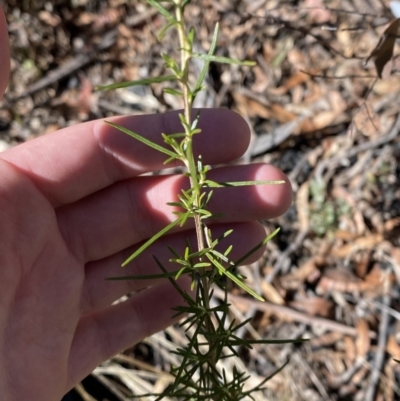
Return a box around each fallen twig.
[212,287,377,339]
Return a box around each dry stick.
[19,9,159,99]
[212,287,377,339]
[20,29,117,98]
[125,7,159,27]
[364,274,391,401]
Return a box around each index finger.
[0,109,250,206]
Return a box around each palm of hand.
[0,157,84,397]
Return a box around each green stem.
[175,0,217,383]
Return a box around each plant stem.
[175,0,217,376]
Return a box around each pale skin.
[0,9,292,401]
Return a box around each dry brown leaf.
[363,264,384,289]
[300,82,324,111]
[351,365,369,386]
[366,18,400,79]
[289,296,333,317]
[329,90,347,113]
[316,267,364,294]
[93,8,122,31]
[330,233,384,258]
[291,84,304,104]
[337,23,353,58]
[280,256,324,290]
[310,332,344,348]
[75,9,122,30]
[250,66,270,93]
[373,75,400,95]
[260,280,285,305]
[75,12,96,26]
[384,360,395,401]
[308,110,342,131]
[232,93,271,119]
[387,335,400,360]
[355,319,370,358]
[303,0,332,24]
[344,336,356,364]
[38,10,62,27]
[296,181,310,231]
[270,103,297,123]
[271,70,312,96]
[353,102,381,137]
[384,217,400,233]
[334,230,358,241]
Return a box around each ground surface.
[2,1,400,400]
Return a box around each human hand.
[0,9,292,401]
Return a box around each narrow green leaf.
[188,27,195,45]
[166,201,184,207]
[209,249,231,264]
[191,112,201,131]
[158,20,176,41]
[205,179,286,188]
[178,113,188,128]
[161,135,179,150]
[192,53,256,66]
[106,270,179,281]
[196,209,213,217]
[147,0,176,24]
[167,245,181,259]
[212,228,233,246]
[162,132,186,139]
[164,88,183,96]
[163,156,181,165]
[96,75,177,91]
[205,189,213,205]
[194,23,219,94]
[207,253,264,301]
[185,247,211,259]
[224,245,233,256]
[235,227,280,266]
[122,217,184,266]
[244,359,290,396]
[179,211,193,227]
[105,121,179,159]
[169,258,190,267]
[193,262,212,268]
[162,54,180,75]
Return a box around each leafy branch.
[97,0,295,399]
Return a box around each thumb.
[0,8,10,98]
